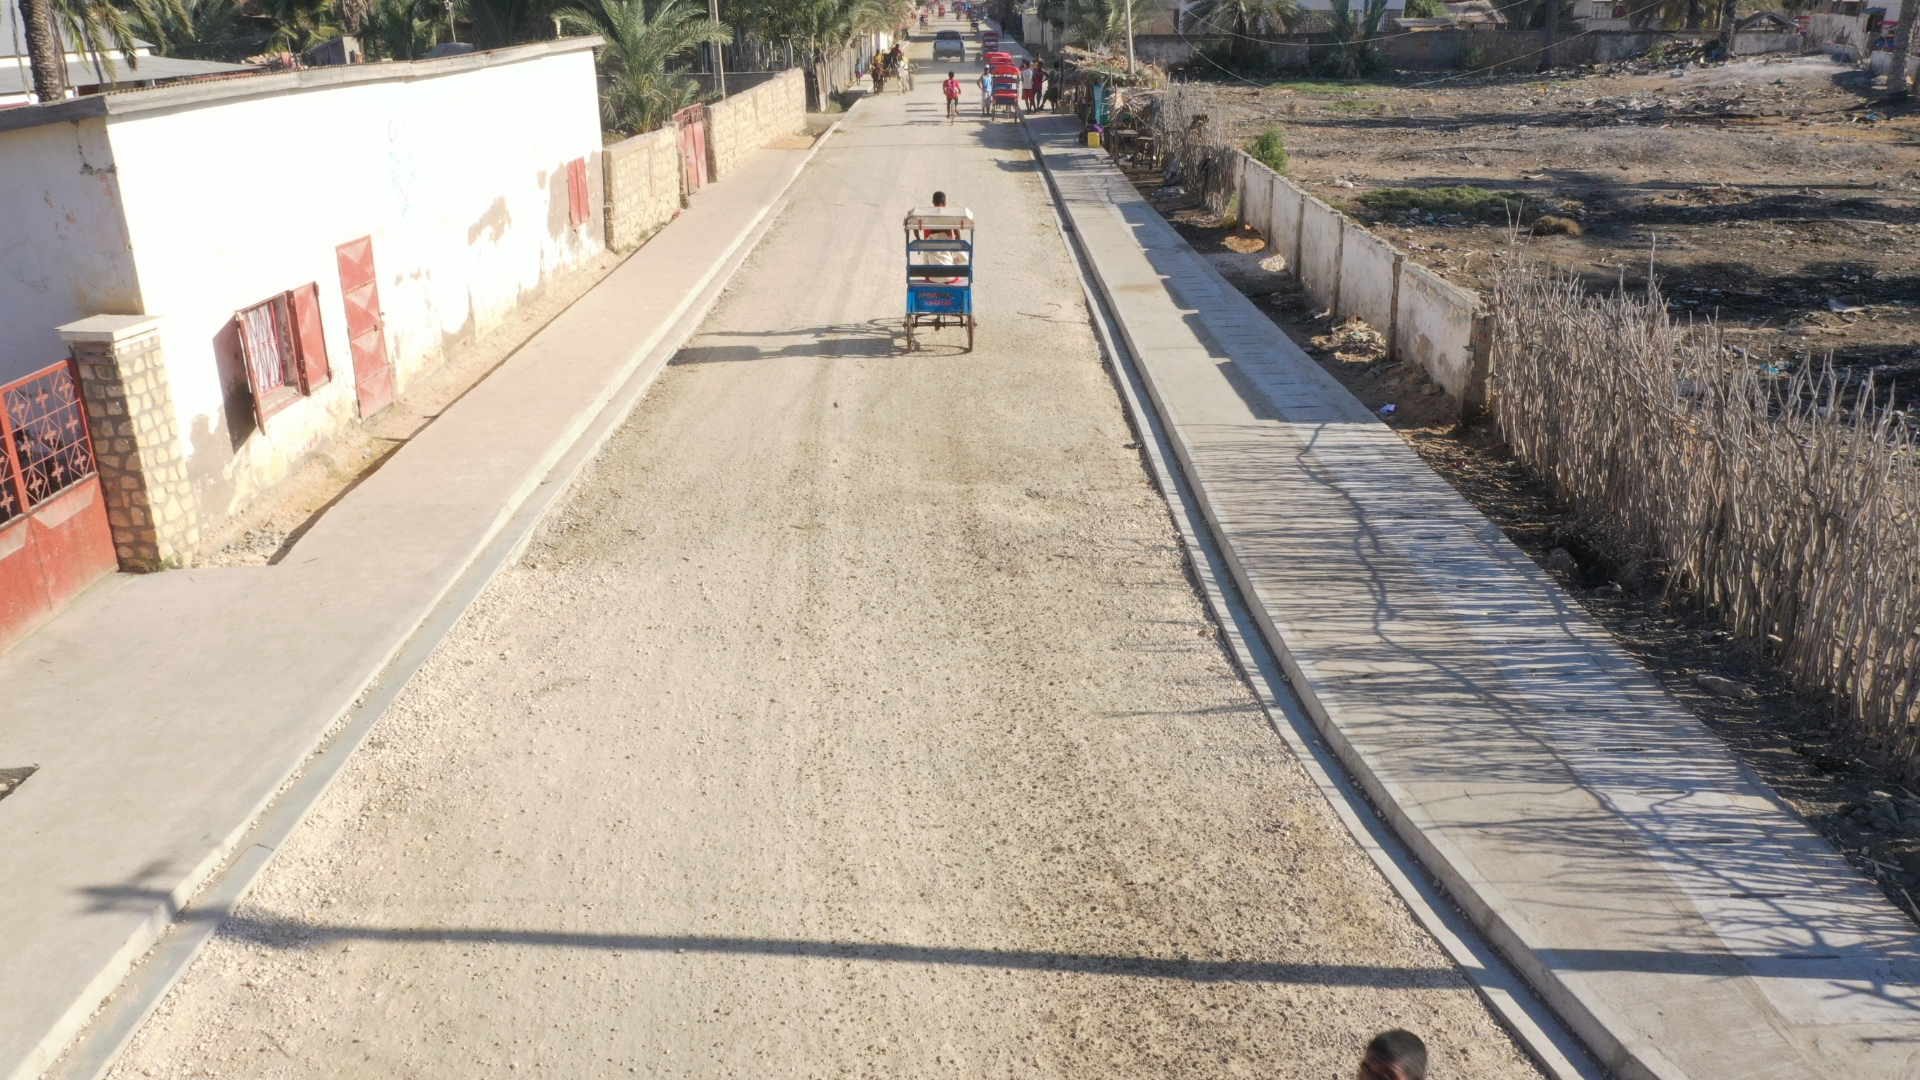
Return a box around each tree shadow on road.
[673,321,900,364]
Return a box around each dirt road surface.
[102,36,1544,1080]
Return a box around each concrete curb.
[35,122,840,1080]
[1023,117,1608,1080]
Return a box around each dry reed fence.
[1145,82,1238,217]
[1490,255,1920,777]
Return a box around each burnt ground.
[1172,53,1920,387]
[1117,114,1920,926]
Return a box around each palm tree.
[1061,0,1153,49]
[130,0,246,59]
[245,0,340,54]
[363,0,439,58]
[1187,0,1299,68]
[1316,0,1389,77]
[18,0,68,100]
[51,0,187,83]
[559,0,728,133]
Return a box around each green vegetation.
[1401,0,1446,16]
[1247,125,1289,174]
[1357,185,1530,220]
[1314,0,1390,78]
[1033,0,1155,49]
[1265,78,1392,93]
[1187,0,1299,72]
[730,0,914,110]
[560,0,728,134]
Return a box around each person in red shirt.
[942,70,961,120]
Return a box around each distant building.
[301,36,364,67]
[0,3,255,106]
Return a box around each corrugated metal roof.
[0,53,255,97]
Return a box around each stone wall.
[705,69,806,180]
[604,127,682,252]
[59,316,201,570]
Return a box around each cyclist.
[943,70,961,120]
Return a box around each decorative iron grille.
[0,430,19,526]
[1,361,96,522]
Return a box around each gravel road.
[103,42,1544,1080]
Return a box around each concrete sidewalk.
[0,136,826,1080]
[1027,115,1920,1080]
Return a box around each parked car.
[934,30,964,60]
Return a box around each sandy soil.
[1174,53,1920,381]
[100,59,1543,1080]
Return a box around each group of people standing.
[940,58,1060,118]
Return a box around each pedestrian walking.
[1021,60,1037,110]
[1357,1030,1427,1080]
[1031,62,1047,112]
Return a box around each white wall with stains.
[106,44,604,522]
[0,117,143,384]
[0,41,605,534]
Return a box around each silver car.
[933,31,964,60]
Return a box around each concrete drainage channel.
[38,122,840,1080]
[1022,119,1609,1080]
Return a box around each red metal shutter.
[567,157,589,227]
[288,282,331,393]
[336,236,395,418]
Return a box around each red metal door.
[336,236,394,417]
[675,104,708,193]
[0,360,116,654]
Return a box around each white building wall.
[0,116,143,383]
[99,46,604,524]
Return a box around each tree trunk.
[20,0,68,103]
[1685,0,1701,28]
[1890,0,1918,94]
[1718,0,1738,56]
[1541,0,1557,69]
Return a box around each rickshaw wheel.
[904,317,916,352]
[966,316,975,352]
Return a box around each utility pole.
[1540,0,1556,70]
[1125,0,1135,73]
[709,0,726,99]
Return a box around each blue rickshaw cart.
[904,208,975,352]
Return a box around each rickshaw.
[987,61,1021,118]
[904,207,975,352]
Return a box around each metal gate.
[675,103,709,194]
[0,359,116,654]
